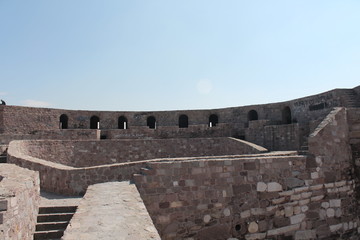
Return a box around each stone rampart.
[135,154,358,239]
[0,87,354,135]
[133,108,359,239]
[0,164,40,240]
[11,137,266,168]
[7,138,266,195]
[0,129,99,145]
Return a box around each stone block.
[321,202,329,209]
[233,184,251,194]
[245,233,266,240]
[241,210,251,219]
[256,182,267,192]
[290,214,306,224]
[248,222,259,233]
[267,182,282,192]
[329,223,342,232]
[326,208,335,218]
[284,206,294,217]
[329,199,341,208]
[274,217,290,227]
[294,230,316,240]
[244,162,256,170]
[267,223,300,236]
[285,178,305,189]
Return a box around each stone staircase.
[342,89,360,108]
[34,206,77,240]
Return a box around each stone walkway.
[61,181,160,240]
[40,191,82,207]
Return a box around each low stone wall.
[0,129,99,145]
[62,181,160,240]
[12,137,267,168]
[0,164,40,240]
[135,154,358,239]
[102,123,234,139]
[133,108,360,239]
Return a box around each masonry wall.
[0,164,40,240]
[245,121,307,151]
[0,130,99,145]
[15,138,267,168]
[133,108,359,239]
[0,87,354,136]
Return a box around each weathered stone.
[329,199,341,208]
[294,230,316,240]
[244,162,256,170]
[223,208,231,217]
[203,215,211,223]
[326,208,335,218]
[241,210,251,219]
[321,202,329,209]
[329,223,342,232]
[248,222,259,233]
[274,217,290,227]
[233,184,251,194]
[284,206,294,217]
[267,223,300,236]
[256,182,267,192]
[245,233,266,240]
[290,214,306,225]
[285,178,305,189]
[267,182,282,192]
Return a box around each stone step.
[35,221,69,232]
[33,229,64,240]
[39,206,77,214]
[37,213,74,223]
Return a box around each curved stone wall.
[13,137,267,168]
[0,87,355,135]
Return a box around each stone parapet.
[0,164,40,240]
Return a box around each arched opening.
[90,116,100,129]
[179,114,188,128]
[209,114,218,127]
[282,106,292,124]
[118,116,128,129]
[59,114,68,129]
[248,110,258,121]
[147,116,156,129]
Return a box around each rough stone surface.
[0,164,40,240]
[62,181,160,240]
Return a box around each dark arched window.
[209,114,218,127]
[179,114,188,128]
[282,106,292,124]
[147,116,156,129]
[60,114,68,129]
[248,110,258,121]
[118,116,128,129]
[90,116,100,129]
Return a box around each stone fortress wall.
[1,86,360,239]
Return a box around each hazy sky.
[0,1,359,111]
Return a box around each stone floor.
[40,191,82,207]
[61,181,161,240]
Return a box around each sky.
[0,1,360,111]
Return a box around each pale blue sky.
[0,1,359,111]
